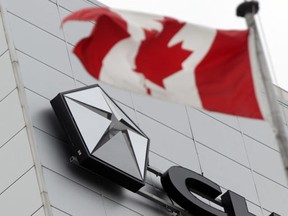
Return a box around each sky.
[98,0,288,92]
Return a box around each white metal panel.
[238,117,278,150]
[0,90,25,146]
[244,135,287,187]
[0,52,16,101]
[8,14,72,77]
[89,0,106,7]
[18,52,75,100]
[75,80,86,88]
[188,108,250,167]
[246,201,263,216]
[6,0,63,38]
[58,0,94,12]
[0,15,8,56]
[32,207,45,216]
[198,108,240,130]
[100,180,170,216]
[44,168,107,216]
[132,93,192,137]
[0,168,42,216]
[148,151,177,173]
[52,207,71,216]
[254,172,288,216]
[104,198,142,216]
[33,128,71,173]
[0,128,34,194]
[136,112,201,173]
[197,143,260,205]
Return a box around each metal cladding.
[51,84,149,192]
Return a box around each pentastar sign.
[51,85,282,216]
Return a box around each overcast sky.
[98,0,288,92]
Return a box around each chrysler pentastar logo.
[51,85,149,192]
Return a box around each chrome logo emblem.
[51,85,149,191]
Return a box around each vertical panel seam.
[237,117,264,215]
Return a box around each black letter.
[221,190,255,216]
[161,166,227,216]
[269,213,281,216]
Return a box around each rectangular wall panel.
[244,135,287,186]
[0,168,42,216]
[132,93,193,137]
[0,128,34,194]
[197,143,260,205]
[0,90,25,146]
[136,111,201,173]
[254,173,288,216]
[6,0,63,39]
[239,117,279,150]
[188,108,250,166]
[32,207,46,216]
[8,14,72,77]
[18,52,75,100]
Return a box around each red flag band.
[63,7,265,119]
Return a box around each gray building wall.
[1,0,288,215]
[0,6,44,216]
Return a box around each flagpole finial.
[236,1,259,17]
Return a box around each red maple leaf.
[134,17,193,90]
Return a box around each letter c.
[161,166,227,216]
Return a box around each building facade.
[0,0,288,215]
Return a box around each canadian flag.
[63,7,268,120]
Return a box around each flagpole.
[237,1,288,177]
